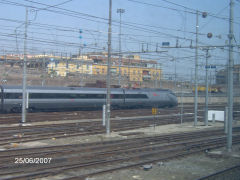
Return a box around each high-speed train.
[0,85,178,113]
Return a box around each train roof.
[1,85,107,91]
[0,85,173,93]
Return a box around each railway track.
[0,113,195,146]
[0,108,179,124]
[0,103,238,146]
[0,104,239,124]
[0,128,240,180]
[0,104,239,179]
[197,164,240,180]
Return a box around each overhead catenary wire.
[0,10,232,69]
[2,0,237,40]
[0,0,233,45]
[127,0,240,25]
[0,0,238,77]
[1,23,239,61]
[0,0,237,44]
[0,15,235,59]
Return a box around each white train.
[0,85,178,113]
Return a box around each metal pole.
[174,57,176,90]
[160,68,162,88]
[128,58,130,87]
[118,11,122,87]
[79,48,83,86]
[225,106,228,134]
[106,0,112,135]
[154,64,157,88]
[79,29,83,86]
[180,82,183,124]
[42,52,46,86]
[102,104,106,126]
[204,48,209,126]
[21,7,28,123]
[117,9,125,87]
[194,10,199,126]
[190,69,192,88]
[227,0,234,152]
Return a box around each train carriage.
[0,85,178,113]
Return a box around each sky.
[0,0,239,82]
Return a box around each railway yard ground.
[0,104,240,180]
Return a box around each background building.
[216,64,240,85]
[46,52,162,87]
[0,52,162,88]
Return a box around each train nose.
[173,97,178,106]
[168,94,178,107]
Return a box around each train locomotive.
[0,85,178,113]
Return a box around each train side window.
[125,94,148,99]
[30,93,40,98]
[94,94,104,99]
[4,93,22,99]
[30,93,52,98]
[76,94,87,99]
[30,93,46,99]
[86,94,104,99]
[30,93,70,99]
[69,94,77,98]
[29,93,106,99]
[112,94,123,99]
[87,94,94,99]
